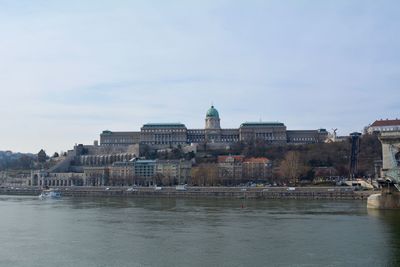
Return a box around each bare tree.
[279,151,306,185]
[190,164,220,186]
[154,173,164,186]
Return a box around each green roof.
[142,123,186,128]
[240,122,285,127]
[206,106,219,118]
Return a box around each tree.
[279,151,306,185]
[18,155,34,170]
[190,164,220,186]
[37,149,47,164]
[52,152,59,158]
[161,174,174,186]
[190,166,205,186]
[154,173,165,186]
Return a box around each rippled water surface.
[0,196,399,267]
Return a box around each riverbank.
[0,186,374,200]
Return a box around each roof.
[142,123,186,128]
[218,155,245,163]
[240,122,285,127]
[135,160,157,164]
[243,157,270,164]
[206,106,219,118]
[101,131,139,135]
[370,119,400,127]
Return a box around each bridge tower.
[368,131,400,209]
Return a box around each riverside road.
[0,186,374,200]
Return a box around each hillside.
[0,151,36,170]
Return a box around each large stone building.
[100,105,328,148]
[242,157,273,181]
[30,105,327,187]
[140,123,188,147]
[366,119,400,134]
[218,155,245,184]
[287,129,328,144]
[29,170,86,187]
[100,131,140,147]
[155,160,192,185]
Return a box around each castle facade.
[100,105,328,148]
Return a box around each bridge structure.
[368,131,400,209]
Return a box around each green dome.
[206,106,219,118]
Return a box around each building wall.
[221,129,240,143]
[187,129,205,143]
[109,162,135,186]
[100,131,140,146]
[83,167,109,186]
[367,119,400,134]
[218,155,245,184]
[242,158,272,181]
[239,123,287,144]
[286,129,328,144]
[134,160,156,180]
[79,152,138,166]
[368,125,400,134]
[30,171,87,187]
[98,108,327,149]
[140,123,187,147]
[156,160,192,184]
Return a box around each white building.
[367,119,400,134]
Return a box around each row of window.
[290,137,316,141]
[188,130,205,134]
[102,138,137,143]
[376,127,400,131]
[142,129,186,133]
[143,141,186,145]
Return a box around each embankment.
[0,186,374,200]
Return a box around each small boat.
[39,189,62,200]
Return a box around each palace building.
[100,105,328,148]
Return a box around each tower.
[205,105,221,142]
[349,132,362,180]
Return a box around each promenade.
[0,186,374,200]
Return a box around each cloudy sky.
[0,0,399,153]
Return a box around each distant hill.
[0,151,36,170]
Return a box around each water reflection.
[368,209,400,266]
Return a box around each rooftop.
[142,123,187,128]
[240,122,285,127]
[243,157,270,163]
[218,155,245,163]
[101,131,138,135]
[206,106,219,118]
[135,160,157,164]
[371,119,400,127]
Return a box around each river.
[0,196,399,267]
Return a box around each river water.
[0,196,399,267]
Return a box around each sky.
[0,0,399,154]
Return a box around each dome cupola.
[205,105,221,131]
[206,105,219,119]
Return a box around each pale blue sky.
[0,0,399,153]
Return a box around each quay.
[0,186,374,200]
